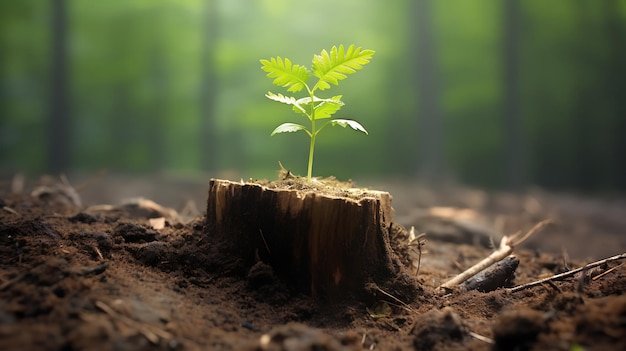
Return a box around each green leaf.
[290,95,344,119]
[265,92,306,114]
[330,119,368,134]
[271,123,310,136]
[291,97,314,116]
[260,57,310,93]
[312,45,375,91]
[313,95,343,119]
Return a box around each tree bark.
[47,0,70,173]
[205,179,404,301]
[413,0,446,183]
[148,47,168,171]
[502,0,525,190]
[604,0,626,191]
[199,0,219,171]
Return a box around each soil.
[1,174,625,351]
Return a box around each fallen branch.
[509,252,626,293]
[460,256,519,292]
[438,220,551,292]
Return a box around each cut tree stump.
[205,178,406,301]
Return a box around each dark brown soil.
[0,175,625,351]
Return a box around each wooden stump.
[205,178,401,300]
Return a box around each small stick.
[592,262,623,281]
[372,285,415,313]
[561,248,571,271]
[93,245,104,261]
[2,206,20,216]
[440,236,511,290]
[408,226,427,277]
[468,331,494,344]
[439,220,551,291]
[509,252,626,293]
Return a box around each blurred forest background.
[1,0,624,193]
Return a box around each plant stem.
[306,89,316,182]
[307,130,315,181]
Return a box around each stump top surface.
[211,177,390,203]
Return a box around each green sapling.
[260,44,375,181]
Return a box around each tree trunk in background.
[148,48,168,171]
[604,0,626,191]
[200,0,219,171]
[112,84,133,169]
[47,0,70,173]
[0,8,5,160]
[502,0,524,190]
[413,0,446,182]
[572,0,598,190]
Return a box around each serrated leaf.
[289,95,344,119]
[330,119,368,134]
[270,123,310,136]
[313,95,343,119]
[290,97,313,116]
[260,57,310,93]
[292,105,306,116]
[312,45,375,91]
[265,91,297,104]
[265,92,306,114]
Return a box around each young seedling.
[260,44,375,181]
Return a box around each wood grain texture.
[205,178,397,300]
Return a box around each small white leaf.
[314,95,344,119]
[266,92,306,114]
[265,91,296,104]
[330,119,368,134]
[271,123,309,136]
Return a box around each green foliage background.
[1,0,624,192]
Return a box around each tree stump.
[205,178,405,301]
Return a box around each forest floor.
[0,173,625,351]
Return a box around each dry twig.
[438,220,552,292]
[2,206,20,216]
[509,252,626,293]
[468,331,494,344]
[407,226,427,276]
[592,262,623,281]
[371,285,415,314]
